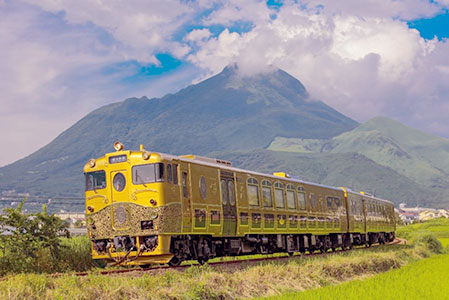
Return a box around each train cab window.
[155,163,164,182]
[297,188,306,210]
[132,163,164,185]
[173,164,178,184]
[247,178,260,206]
[286,184,296,209]
[274,182,285,209]
[261,180,273,208]
[85,170,106,191]
[167,164,172,183]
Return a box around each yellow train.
[84,142,396,266]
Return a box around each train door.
[110,170,130,230]
[220,171,237,236]
[181,164,192,232]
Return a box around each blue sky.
[1,0,449,167]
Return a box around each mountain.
[0,65,358,203]
[217,150,436,207]
[268,116,449,207]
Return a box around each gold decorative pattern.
[130,189,157,201]
[87,194,108,204]
[88,202,182,239]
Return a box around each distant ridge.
[268,116,449,208]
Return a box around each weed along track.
[52,238,405,278]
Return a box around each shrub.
[414,234,443,254]
[0,199,74,274]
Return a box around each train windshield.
[85,171,106,191]
[132,163,164,185]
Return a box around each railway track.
[52,238,406,278]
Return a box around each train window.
[228,181,235,205]
[262,180,273,208]
[275,183,285,209]
[194,209,206,228]
[326,197,333,209]
[173,164,178,184]
[286,190,296,209]
[264,214,274,228]
[240,212,249,226]
[167,164,172,183]
[251,213,261,228]
[297,191,306,210]
[335,198,340,207]
[310,193,317,210]
[221,180,229,205]
[247,178,260,206]
[85,171,106,191]
[289,215,298,226]
[132,163,164,185]
[211,210,220,225]
[278,214,287,227]
[182,172,188,197]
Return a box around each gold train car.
[84,143,396,266]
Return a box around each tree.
[0,199,70,274]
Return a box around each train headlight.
[114,141,124,151]
[142,150,151,160]
[88,158,96,168]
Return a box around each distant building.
[397,203,449,223]
[55,212,86,228]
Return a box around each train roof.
[159,152,344,192]
[174,153,394,206]
[101,146,394,206]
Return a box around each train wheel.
[168,256,183,267]
[288,252,294,257]
[197,257,209,265]
[140,264,151,269]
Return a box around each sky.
[1,0,449,167]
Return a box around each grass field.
[0,244,428,300]
[266,252,449,300]
[262,218,449,300]
[396,218,449,246]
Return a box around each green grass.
[266,252,449,300]
[396,218,449,245]
[260,218,449,300]
[0,244,428,300]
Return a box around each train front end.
[83,143,180,266]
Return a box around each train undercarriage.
[167,231,395,266]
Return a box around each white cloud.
[22,0,196,62]
[301,0,445,19]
